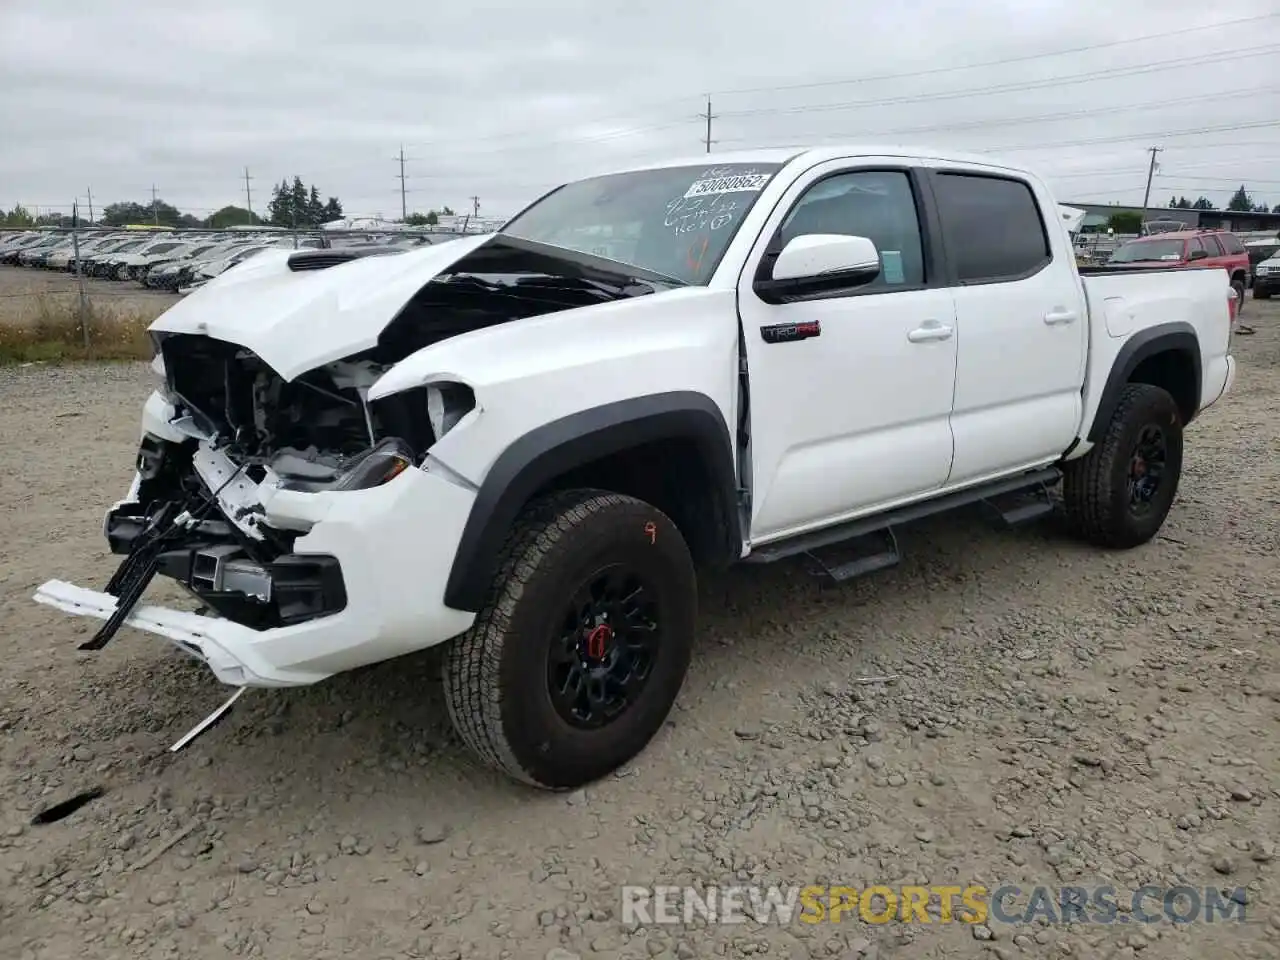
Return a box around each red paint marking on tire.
[644,521,657,544]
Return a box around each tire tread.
[443,489,658,788]
[1062,383,1181,548]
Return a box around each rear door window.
[931,172,1051,283]
[1219,233,1244,254]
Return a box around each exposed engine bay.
[90,237,673,650]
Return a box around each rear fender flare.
[443,391,739,612]
[1086,322,1200,442]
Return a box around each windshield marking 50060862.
[683,171,773,199]
[500,161,784,286]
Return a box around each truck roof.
[1126,228,1237,242]
[599,145,1037,178]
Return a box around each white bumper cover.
[34,460,479,689]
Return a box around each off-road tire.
[1062,383,1184,549]
[443,488,697,789]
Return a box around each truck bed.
[1077,264,1233,437]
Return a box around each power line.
[708,13,1279,98]
[713,84,1280,147]
[730,120,1280,156]
[1044,167,1280,183]
[394,44,1279,164]
[396,13,1276,152]
[716,44,1280,121]
[985,120,1280,154]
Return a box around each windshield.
[1110,239,1185,263]
[501,162,785,284]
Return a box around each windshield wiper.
[491,234,688,289]
[516,274,653,299]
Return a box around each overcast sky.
[1,1,1277,220]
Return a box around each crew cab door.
[921,167,1088,484]
[737,161,958,544]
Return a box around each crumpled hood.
[149,234,491,381]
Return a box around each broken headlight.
[426,382,475,441]
[331,437,415,491]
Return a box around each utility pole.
[396,145,409,221]
[470,195,480,218]
[1140,146,1163,230]
[72,200,89,348]
[703,96,718,153]
[243,167,254,217]
[86,186,94,223]
[151,184,159,225]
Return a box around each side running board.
[745,467,1062,583]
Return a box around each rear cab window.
[1219,233,1244,254]
[1109,238,1186,263]
[1199,235,1223,256]
[930,172,1051,283]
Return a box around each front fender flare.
[443,391,738,612]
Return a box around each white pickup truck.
[35,146,1237,789]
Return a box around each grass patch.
[0,296,155,364]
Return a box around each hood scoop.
[286,248,403,272]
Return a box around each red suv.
[1108,229,1250,312]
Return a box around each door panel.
[926,169,1087,484]
[737,163,958,543]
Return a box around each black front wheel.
[1062,383,1184,548]
[443,489,697,789]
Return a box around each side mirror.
[755,234,881,303]
[1188,248,1209,261]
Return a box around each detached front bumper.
[33,398,480,688]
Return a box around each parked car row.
[0,228,450,295]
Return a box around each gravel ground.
[1,303,1278,960]
[0,265,179,326]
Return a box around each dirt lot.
[0,266,179,326]
[1,303,1278,960]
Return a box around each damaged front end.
[87,331,470,652]
[37,232,679,689]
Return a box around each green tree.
[100,201,151,226]
[268,177,344,227]
[1,204,35,227]
[207,205,260,228]
[1191,196,1216,210]
[100,198,187,227]
[1168,196,1192,209]
[1107,211,1143,234]
[404,210,442,226]
[1227,186,1253,212]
